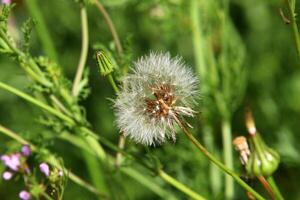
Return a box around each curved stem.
[285,0,300,60]
[158,170,206,200]
[174,117,265,200]
[93,0,123,56]
[72,5,89,96]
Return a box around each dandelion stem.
[174,117,265,200]
[93,0,123,56]
[108,74,119,93]
[266,176,285,200]
[285,0,300,60]
[72,5,89,96]
[115,133,125,168]
[158,170,206,200]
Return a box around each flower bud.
[39,162,50,177]
[96,51,114,76]
[246,134,280,177]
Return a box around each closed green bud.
[246,133,280,177]
[95,51,114,76]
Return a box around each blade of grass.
[25,0,58,62]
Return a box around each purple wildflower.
[2,171,13,180]
[39,162,50,177]
[59,170,64,177]
[1,153,21,171]
[1,0,11,5]
[19,190,30,200]
[21,145,31,157]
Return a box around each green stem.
[25,0,58,62]
[285,0,300,60]
[0,81,74,125]
[108,74,119,93]
[190,0,206,77]
[221,119,234,199]
[81,150,109,199]
[174,118,265,200]
[159,170,206,200]
[203,125,222,195]
[267,176,285,200]
[93,0,123,56]
[72,5,89,96]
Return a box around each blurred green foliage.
[0,0,300,199]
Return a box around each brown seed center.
[145,84,176,119]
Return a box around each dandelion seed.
[115,52,199,145]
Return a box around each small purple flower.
[59,170,63,177]
[1,153,21,171]
[1,0,11,5]
[39,162,50,177]
[2,171,13,180]
[19,190,30,200]
[21,145,31,157]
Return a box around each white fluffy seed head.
[114,52,199,146]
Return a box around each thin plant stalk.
[106,74,127,167]
[285,0,300,60]
[72,5,89,96]
[93,0,123,55]
[257,176,276,200]
[173,117,265,200]
[203,125,222,195]
[266,176,284,200]
[221,119,234,199]
[158,170,206,200]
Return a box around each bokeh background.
[0,0,300,199]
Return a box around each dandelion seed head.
[115,52,199,145]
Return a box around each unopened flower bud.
[96,51,114,76]
[246,134,280,177]
[21,145,31,157]
[39,162,50,177]
[19,190,30,200]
